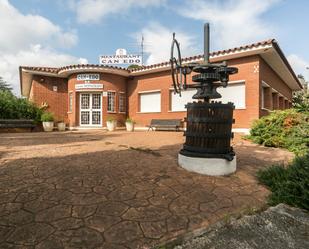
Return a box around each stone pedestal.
[178,153,236,176]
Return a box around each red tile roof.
[20,39,275,74]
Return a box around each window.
[139,91,161,113]
[217,82,246,109]
[170,89,196,111]
[261,87,267,109]
[119,93,126,113]
[69,92,73,112]
[107,92,116,112]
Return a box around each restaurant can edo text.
[20,39,302,131]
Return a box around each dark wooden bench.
[0,119,36,131]
[147,119,182,131]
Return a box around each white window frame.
[217,80,246,109]
[68,91,73,113]
[138,90,161,113]
[107,91,116,113]
[169,88,196,112]
[118,92,126,113]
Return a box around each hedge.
[0,90,43,122]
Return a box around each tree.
[0,76,13,93]
[127,64,142,70]
[293,75,309,112]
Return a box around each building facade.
[20,39,302,130]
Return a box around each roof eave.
[271,41,303,89]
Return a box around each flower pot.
[125,122,134,132]
[57,122,66,131]
[106,120,117,131]
[42,121,54,132]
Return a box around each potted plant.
[57,120,66,131]
[41,112,54,132]
[106,117,117,131]
[125,118,135,132]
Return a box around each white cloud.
[0,0,86,95]
[176,0,280,50]
[0,0,78,51]
[134,22,198,65]
[0,45,88,95]
[70,0,166,24]
[287,54,309,79]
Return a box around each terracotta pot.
[42,121,54,132]
[57,122,66,131]
[106,120,117,131]
[125,122,134,132]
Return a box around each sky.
[0,0,308,94]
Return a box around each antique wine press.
[170,23,238,175]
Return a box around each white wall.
[170,82,246,110]
[170,89,196,111]
[139,91,161,112]
[217,82,246,109]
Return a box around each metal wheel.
[170,33,183,95]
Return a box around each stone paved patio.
[0,130,293,249]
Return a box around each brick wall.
[128,55,260,128]
[30,75,68,122]
[259,57,292,116]
[67,73,127,127]
[28,55,295,129]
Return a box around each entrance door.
[80,93,102,126]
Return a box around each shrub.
[126,117,135,123]
[247,109,309,156]
[41,112,54,122]
[0,90,43,122]
[257,154,309,211]
[106,116,115,122]
[293,90,309,113]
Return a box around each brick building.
[20,39,302,131]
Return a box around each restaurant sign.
[77,74,100,81]
[75,84,103,90]
[100,48,142,66]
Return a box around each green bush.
[41,112,54,122]
[247,109,309,156]
[293,90,309,113]
[257,154,309,211]
[0,90,43,122]
[106,116,115,122]
[126,117,135,123]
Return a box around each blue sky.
[1,0,309,94]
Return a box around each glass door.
[80,93,102,126]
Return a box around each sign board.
[75,84,103,90]
[100,48,142,66]
[77,74,100,81]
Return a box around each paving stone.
[123,205,171,222]
[169,196,200,216]
[36,205,71,222]
[72,205,97,218]
[200,198,233,213]
[0,209,34,226]
[52,217,84,231]
[24,198,58,213]
[95,201,129,217]
[0,131,293,248]
[61,227,104,249]
[140,220,167,239]
[107,187,137,201]
[167,215,189,232]
[7,222,54,245]
[85,215,121,232]
[0,203,22,216]
[0,226,15,243]
[104,221,143,244]
[36,235,64,249]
